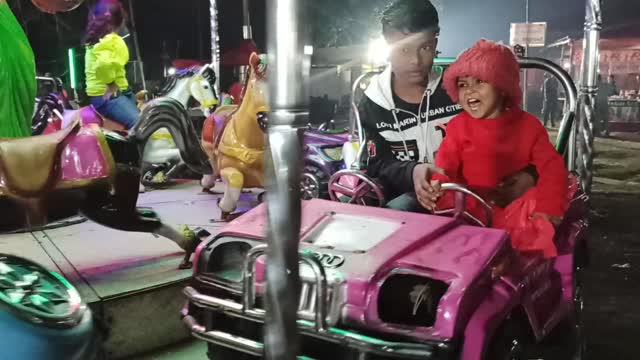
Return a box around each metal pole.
[263,0,310,358]
[567,40,576,170]
[522,0,529,111]
[242,0,253,39]
[576,0,601,193]
[209,0,221,92]
[127,0,147,93]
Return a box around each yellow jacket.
[85,33,130,96]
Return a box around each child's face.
[385,30,438,87]
[456,76,505,119]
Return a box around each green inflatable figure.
[0,0,37,138]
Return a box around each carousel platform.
[0,181,261,359]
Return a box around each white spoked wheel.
[327,169,385,207]
[0,254,85,327]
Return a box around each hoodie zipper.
[390,88,432,163]
[365,66,443,163]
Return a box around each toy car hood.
[211,199,510,339]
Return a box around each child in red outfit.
[429,39,568,257]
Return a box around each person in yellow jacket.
[84,0,139,129]
[0,0,37,138]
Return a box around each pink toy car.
[182,175,587,359]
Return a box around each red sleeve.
[433,114,464,183]
[527,115,568,216]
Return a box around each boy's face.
[385,30,438,87]
[457,76,505,119]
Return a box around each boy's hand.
[492,170,536,207]
[530,212,563,227]
[418,179,442,211]
[413,164,444,211]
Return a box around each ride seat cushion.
[0,123,77,195]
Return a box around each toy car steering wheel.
[433,183,493,227]
[328,169,385,207]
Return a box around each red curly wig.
[443,39,522,109]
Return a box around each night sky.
[8,0,638,84]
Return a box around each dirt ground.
[580,134,640,360]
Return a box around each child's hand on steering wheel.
[413,163,445,211]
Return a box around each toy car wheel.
[572,241,587,360]
[0,254,85,326]
[258,191,267,203]
[484,312,528,360]
[301,166,328,200]
[543,239,587,359]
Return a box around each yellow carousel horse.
[200,52,268,220]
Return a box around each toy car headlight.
[200,240,252,283]
[321,146,344,162]
[377,274,448,328]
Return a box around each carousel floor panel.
[0,232,64,274]
[0,181,259,359]
[40,219,190,299]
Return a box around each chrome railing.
[243,245,329,332]
[575,0,601,193]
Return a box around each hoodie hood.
[364,65,444,111]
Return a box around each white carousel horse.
[135,65,219,184]
[59,64,218,131]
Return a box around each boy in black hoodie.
[361,0,537,211]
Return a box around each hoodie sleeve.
[527,114,569,216]
[360,98,419,196]
[92,33,129,85]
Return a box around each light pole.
[242,0,252,40]
[209,0,220,92]
[127,0,147,95]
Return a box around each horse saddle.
[202,112,233,150]
[86,106,127,132]
[0,120,79,196]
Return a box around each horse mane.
[155,66,204,96]
[200,66,217,89]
